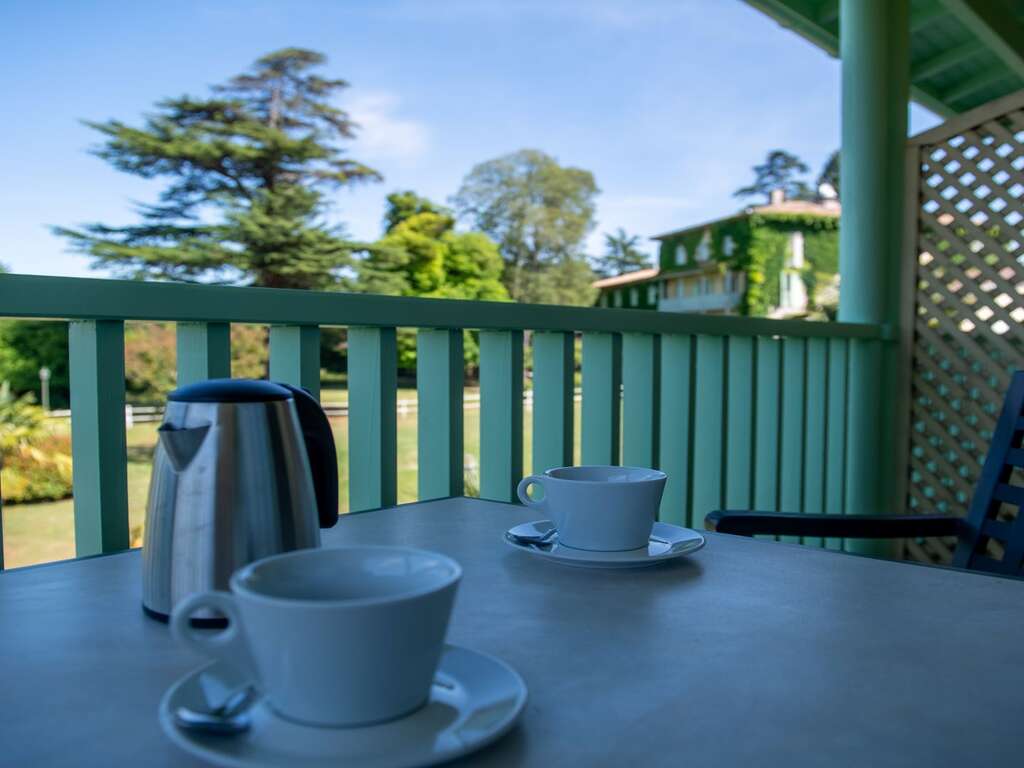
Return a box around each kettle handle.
[280,384,339,529]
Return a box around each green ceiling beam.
[818,0,839,25]
[911,4,947,31]
[912,40,984,80]
[940,64,1011,104]
[941,0,1024,78]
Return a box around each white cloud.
[347,92,429,163]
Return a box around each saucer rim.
[505,520,705,567]
[159,644,527,768]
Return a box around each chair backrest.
[953,370,1024,576]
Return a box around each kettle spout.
[158,423,211,472]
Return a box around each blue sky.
[0,0,941,279]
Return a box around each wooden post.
[479,330,524,502]
[532,332,574,473]
[581,333,621,466]
[839,0,910,556]
[417,329,464,500]
[176,322,231,386]
[348,327,397,511]
[69,320,130,556]
[269,325,321,400]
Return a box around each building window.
[647,285,658,305]
[724,271,735,293]
[699,276,709,295]
[629,287,639,306]
[675,244,687,265]
[788,231,805,268]
[722,235,736,257]
[614,290,623,308]
[696,229,712,262]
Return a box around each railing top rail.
[0,274,885,340]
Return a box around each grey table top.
[2,497,1023,768]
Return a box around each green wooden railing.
[0,274,889,565]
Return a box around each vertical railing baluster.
[845,338,883,554]
[622,333,660,469]
[825,338,849,551]
[581,333,621,466]
[532,332,574,473]
[479,330,524,502]
[417,329,464,500]
[691,335,727,530]
[69,320,129,556]
[779,337,807,544]
[176,322,231,386]
[754,337,782,537]
[270,325,321,400]
[802,338,828,548]
[725,336,756,510]
[348,327,397,511]
[658,334,693,526]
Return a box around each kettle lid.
[168,378,292,403]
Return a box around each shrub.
[0,384,73,504]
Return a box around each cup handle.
[516,475,547,509]
[170,591,255,679]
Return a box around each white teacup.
[170,546,461,728]
[516,466,667,551]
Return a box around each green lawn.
[2,403,581,569]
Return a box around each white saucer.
[159,645,527,768]
[505,520,705,568]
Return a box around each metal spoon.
[174,685,259,735]
[505,527,558,548]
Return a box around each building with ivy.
[593,191,840,318]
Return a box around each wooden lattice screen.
[907,91,1024,564]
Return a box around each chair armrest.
[704,511,964,539]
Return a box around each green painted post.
[69,320,129,556]
[658,335,693,525]
[176,322,231,386]
[825,339,849,551]
[725,336,755,510]
[691,336,727,529]
[269,325,321,400]
[754,337,782,531]
[839,0,910,556]
[622,333,659,469]
[479,330,524,502]
[581,333,621,465]
[532,332,574,473]
[417,329,464,500]
[779,338,806,545]
[802,338,828,548]
[348,327,397,511]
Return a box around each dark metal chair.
[705,371,1024,578]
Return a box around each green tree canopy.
[56,48,380,288]
[356,192,507,302]
[734,150,813,202]
[353,192,508,369]
[593,228,650,276]
[451,149,599,305]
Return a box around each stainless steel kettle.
[142,379,338,622]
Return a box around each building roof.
[743,0,1024,117]
[651,198,839,241]
[591,268,659,289]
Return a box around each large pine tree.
[57,48,381,288]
